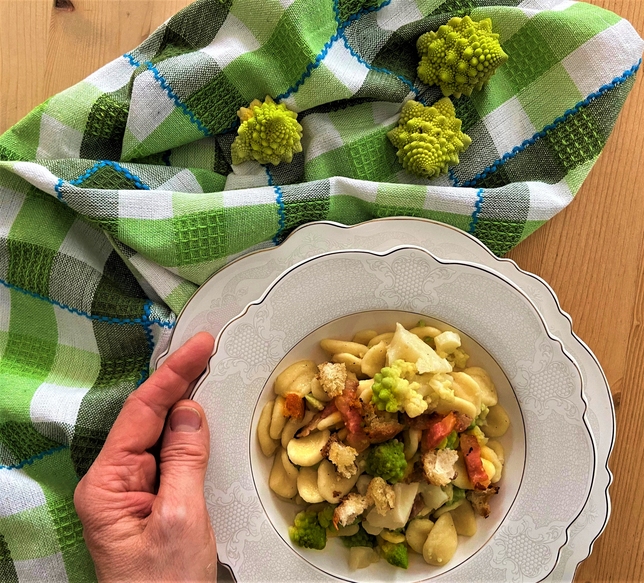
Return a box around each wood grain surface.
[1,1,642,581]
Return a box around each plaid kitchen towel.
[0,0,642,580]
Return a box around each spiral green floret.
[342,525,376,548]
[365,440,407,484]
[379,540,409,569]
[231,95,303,166]
[387,98,471,179]
[417,16,508,98]
[289,510,327,550]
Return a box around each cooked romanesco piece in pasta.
[371,360,428,417]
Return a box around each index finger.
[100,331,215,460]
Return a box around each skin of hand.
[74,332,217,582]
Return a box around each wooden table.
[1,1,642,580]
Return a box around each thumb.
[158,400,210,499]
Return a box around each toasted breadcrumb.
[422,449,459,487]
[318,362,347,398]
[466,485,499,518]
[333,493,369,528]
[328,441,358,479]
[365,477,395,515]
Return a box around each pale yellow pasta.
[352,329,378,345]
[451,454,473,490]
[367,332,394,347]
[450,372,483,415]
[297,467,325,503]
[269,447,298,498]
[423,513,458,566]
[287,430,330,466]
[361,341,387,377]
[328,524,360,538]
[275,360,317,396]
[358,380,374,403]
[320,339,368,358]
[406,519,434,553]
[337,427,349,441]
[269,395,287,440]
[281,410,314,448]
[487,439,505,465]
[483,404,510,437]
[464,366,498,407]
[403,428,422,460]
[317,411,343,431]
[287,373,316,398]
[310,377,332,402]
[433,498,465,518]
[482,458,496,482]
[332,353,362,375]
[317,460,361,503]
[408,325,441,340]
[434,395,477,420]
[380,530,406,544]
[450,500,477,536]
[258,400,279,457]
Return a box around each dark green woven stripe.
[0,422,60,463]
[0,534,18,583]
[337,0,386,23]
[80,94,130,161]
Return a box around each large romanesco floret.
[342,525,376,548]
[387,98,471,179]
[365,440,408,484]
[417,16,508,98]
[231,95,303,166]
[371,360,428,418]
[289,510,327,550]
[379,540,409,569]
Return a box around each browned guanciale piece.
[335,378,370,452]
[466,486,499,518]
[296,401,337,438]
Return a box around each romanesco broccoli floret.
[289,510,327,550]
[438,430,459,450]
[379,540,409,569]
[317,505,336,529]
[417,16,508,98]
[372,360,428,417]
[342,525,376,548]
[365,440,407,484]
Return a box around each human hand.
[74,332,217,582]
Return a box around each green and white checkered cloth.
[0,0,641,580]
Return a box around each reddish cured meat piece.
[421,412,457,451]
[296,401,337,438]
[335,379,370,452]
[283,393,305,420]
[460,433,490,490]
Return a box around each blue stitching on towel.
[340,33,418,95]
[143,61,212,137]
[68,160,151,190]
[123,53,211,137]
[54,178,65,202]
[276,0,394,102]
[142,300,156,354]
[468,188,484,233]
[0,445,69,471]
[0,277,175,328]
[265,167,286,245]
[451,59,642,188]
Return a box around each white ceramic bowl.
[192,246,595,583]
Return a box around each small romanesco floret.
[289,510,327,550]
[317,505,336,530]
[231,95,303,166]
[387,99,471,179]
[379,540,409,569]
[342,525,376,548]
[417,16,508,98]
[437,430,459,450]
[372,360,428,418]
[365,440,407,484]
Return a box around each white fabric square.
[376,0,424,31]
[424,186,481,216]
[225,160,269,190]
[12,162,61,196]
[483,97,537,157]
[157,169,204,193]
[201,13,261,69]
[526,180,573,221]
[0,285,9,333]
[15,553,68,583]
[58,218,114,274]
[86,55,135,93]
[330,177,378,203]
[53,305,99,353]
[36,114,84,160]
[127,70,176,143]
[130,254,187,300]
[372,101,402,125]
[0,187,25,239]
[324,41,370,94]
[279,0,296,8]
[118,190,174,219]
[562,20,644,98]
[518,0,570,8]
[0,471,46,516]
[30,382,90,443]
[223,186,276,208]
[302,114,345,161]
